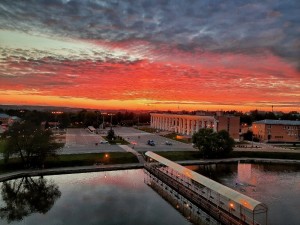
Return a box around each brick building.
[252,119,300,142]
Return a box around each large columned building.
[150,113,240,140]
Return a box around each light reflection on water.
[187,163,300,225]
[0,170,192,225]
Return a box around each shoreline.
[1,158,300,182]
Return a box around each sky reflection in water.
[187,163,300,225]
[0,169,192,225]
[1,164,299,225]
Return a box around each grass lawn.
[229,151,300,160]
[0,139,7,153]
[141,150,300,161]
[102,136,130,145]
[271,145,300,151]
[136,126,157,133]
[0,152,139,174]
[162,133,192,144]
[1,149,300,174]
[142,151,202,161]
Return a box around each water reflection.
[187,163,300,225]
[0,176,61,223]
[0,170,192,225]
[144,170,220,225]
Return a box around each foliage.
[192,128,235,158]
[154,151,203,161]
[242,130,253,141]
[0,177,61,223]
[2,121,61,168]
[102,136,130,145]
[106,129,115,140]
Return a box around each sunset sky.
[0,0,299,112]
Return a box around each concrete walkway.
[119,145,146,163]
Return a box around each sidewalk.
[119,145,146,163]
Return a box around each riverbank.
[1,157,299,182]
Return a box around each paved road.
[60,127,195,155]
[113,127,195,152]
[234,141,300,153]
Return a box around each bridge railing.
[144,151,268,225]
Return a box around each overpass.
[144,151,268,225]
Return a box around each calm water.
[0,170,192,225]
[0,163,299,225]
[187,163,300,225]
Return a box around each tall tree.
[2,121,62,168]
[106,129,115,141]
[192,128,235,158]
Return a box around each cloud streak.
[0,0,299,111]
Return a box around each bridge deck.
[145,151,268,225]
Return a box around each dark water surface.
[0,163,299,225]
[0,170,192,225]
[187,163,300,225]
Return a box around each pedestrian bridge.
[144,151,268,225]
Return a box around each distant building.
[150,113,240,140]
[41,121,60,129]
[0,114,20,134]
[0,113,10,125]
[252,119,300,142]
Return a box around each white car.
[100,140,109,144]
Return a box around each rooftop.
[254,119,300,126]
[145,151,267,212]
[0,113,10,118]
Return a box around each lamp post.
[108,113,114,130]
[95,110,99,129]
[101,112,107,129]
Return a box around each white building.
[150,113,240,139]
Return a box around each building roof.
[0,113,10,119]
[145,151,267,212]
[253,119,300,126]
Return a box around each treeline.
[0,108,150,129]
[237,110,300,125]
[1,108,299,128]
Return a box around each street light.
[101,112,107,129]
[108,113,114,130]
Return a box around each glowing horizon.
[0,1,299,112]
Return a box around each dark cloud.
[0,0,299,67]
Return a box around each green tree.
[2,121,62,168]
[106,129,115,141]
[192,128,235,158]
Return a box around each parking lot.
[61,128,123,154]
[60,127,195,154]
[114,127,195,152]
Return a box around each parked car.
[147,140,155,146]
[165,141,172,145]
[100,140,109,144]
